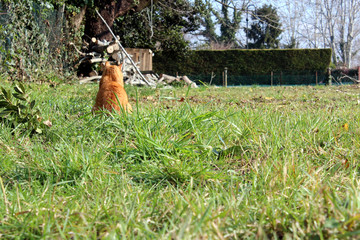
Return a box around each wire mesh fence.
[0,1,71,78]
[190,69,359,86]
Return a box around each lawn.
[1,81,360,239]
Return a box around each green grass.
[1,81,360,239]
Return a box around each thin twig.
[69,42,86,56]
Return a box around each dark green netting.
[189,71,357,86]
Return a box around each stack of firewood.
[76,37,198,88]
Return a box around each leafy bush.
[0,82,50,134]
[0,0,67,81]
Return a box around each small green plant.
[0,82,49,134]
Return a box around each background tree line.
[0,0,359,81]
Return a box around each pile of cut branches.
[74,37,197,88]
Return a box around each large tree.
[85,0,158,41]
[196,0,246,48]
[113,0,201,53]
[63,0,158,41]
[245,4,282,49]
[317,0,360,67]
[218,0,242,45]
[273,0,360,67]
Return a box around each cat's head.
[102,61,124,84]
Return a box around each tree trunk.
[69,5,87,32]
[83,0,156,42]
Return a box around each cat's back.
[92,61,131,113]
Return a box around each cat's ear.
[100,62,106,72]
[105,61,111,67]
[117,62,123,70]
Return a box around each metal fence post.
[224,67,228,87]
[328,68,332,85]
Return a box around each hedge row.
[153,49,332,76]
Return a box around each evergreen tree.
[219,0,241,45]
[245,4,282,49]
[196,0,218,43]
[197,0,242,47]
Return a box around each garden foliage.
[0,82,48,134]
[0,0,67,81]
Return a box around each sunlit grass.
[1,81,360,239]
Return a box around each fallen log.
[107,43,120,54]
[159,74,180,84]
[158,74,198,88]
[90,38,111,53]
[91,37,108,46]
[79,75,102,84]
[111,52,122,62]
[89,57,107,64]
[182,76,198,88]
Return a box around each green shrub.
[0,82,49,134]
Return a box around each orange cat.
[92,61,132,114]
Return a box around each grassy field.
[1,81,360,239]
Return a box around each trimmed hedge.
[153,49,332,76]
